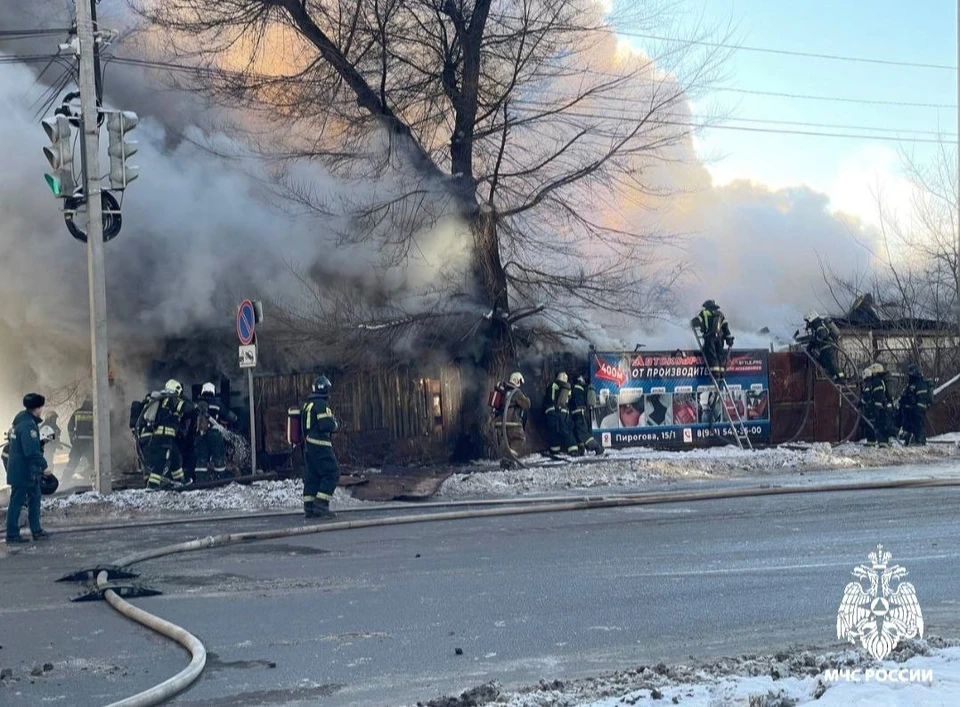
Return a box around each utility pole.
[76,0,112,494]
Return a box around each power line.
[509,104,959,144]
[608,29,957,72]
[0,28,73,40]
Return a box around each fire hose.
[96,475,960,706]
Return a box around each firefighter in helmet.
[493,372,531,461]
[860,363,893,446]
[139,380,194,490]
[799,311,845,382]
[570,375,603,455]
[194,382,238,481]
[543,372,578,456]
[63,397,94,480]
[691,300,734,380]
[897,363,933,446]
[301,375,340,519]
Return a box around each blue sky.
[618,0,957,223]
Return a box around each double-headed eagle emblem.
[837,544,924,660]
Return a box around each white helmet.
[201,382,216,396]
[39,425,56,443]
[862,363,884,379]
[164,379,183,395]
[804,311,819,322]
[556,372,569,383]
[508,372,524,387]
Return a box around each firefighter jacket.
[198,393,238,427]
[496,385,531,429]
[544,380,572,413]
[692,307,734,345]
[68,404,94,442]
[141,395,193,440]
[570,383,590,415]
[5,410,47,487]
[861,374,893,413]
[301,393,339,451]
[805,317,840,351]
[899,377,933,413]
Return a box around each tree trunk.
[451,207,514,461]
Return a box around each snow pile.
[418,638,960,706]
[439,443,956,499]
[40,479,364,520]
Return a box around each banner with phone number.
[589,350,771,447]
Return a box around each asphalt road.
[2,485,960,706]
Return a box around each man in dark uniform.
[195,382,238,481]
[63,397,94,480]
[5,393,52,543]
[898,364,933,446]
[570,375,603,455]
[138,380,194,490]
[691,300,735,380]
[799,312,845,381]
[544,372,578,457]
[301,375,340,519]
[861,364,894,446]
[493,372,531,462]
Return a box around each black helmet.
[907,363,922,378]
[702,299,718,310]
[312,375,332,394]
[40,473,59,496]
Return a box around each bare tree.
[126,0,727,454]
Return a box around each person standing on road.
[5,394,52,543]
[897,364,933,446]
[63,397,94,480]
[301,375,340,519]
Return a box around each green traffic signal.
[44,173,62,197]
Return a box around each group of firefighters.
[129,380,237,489]
[697,299,935,447]
[490,300,938,461]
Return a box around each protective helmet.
[508,372,525,387]
[556,372,569,383]
[907,363,922,378]
[201,382,216,396]
[312,375,332,394]
[804,311,819,322]
[39,425,56,443]
[576,374,586,385]
[702,299,718,310]
[862,363,884,379]
[40,473,59,496]
[164,379,183,395]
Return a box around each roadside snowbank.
[420,638,960,707]
[438,443,956,499]
[39,479,363,521]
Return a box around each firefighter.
[41,411,61,469]
[860,364,894,446]
[301,375,340,519]
[570,375,604,455]
[799,312,845,382]
[194,382,238,481]
[62,397,94,480]
[138,380,194,490]
[4,394,52,543]
[544,372,578,456]
[493,372,531,461]
[691,300,735,380]
[898,364,933,446]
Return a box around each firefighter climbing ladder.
[693,333,754,451]
[798,347,877,439]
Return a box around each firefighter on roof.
[799,312,845,382]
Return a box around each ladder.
[694,332,754,450]
[798,346,877,439]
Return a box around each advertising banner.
[590,350,771,448]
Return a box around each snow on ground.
[37,480,364,522]
[419,638,960,707]
[438,443,957,499]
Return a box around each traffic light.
[106,110,139,190]
[41,115,75,198]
